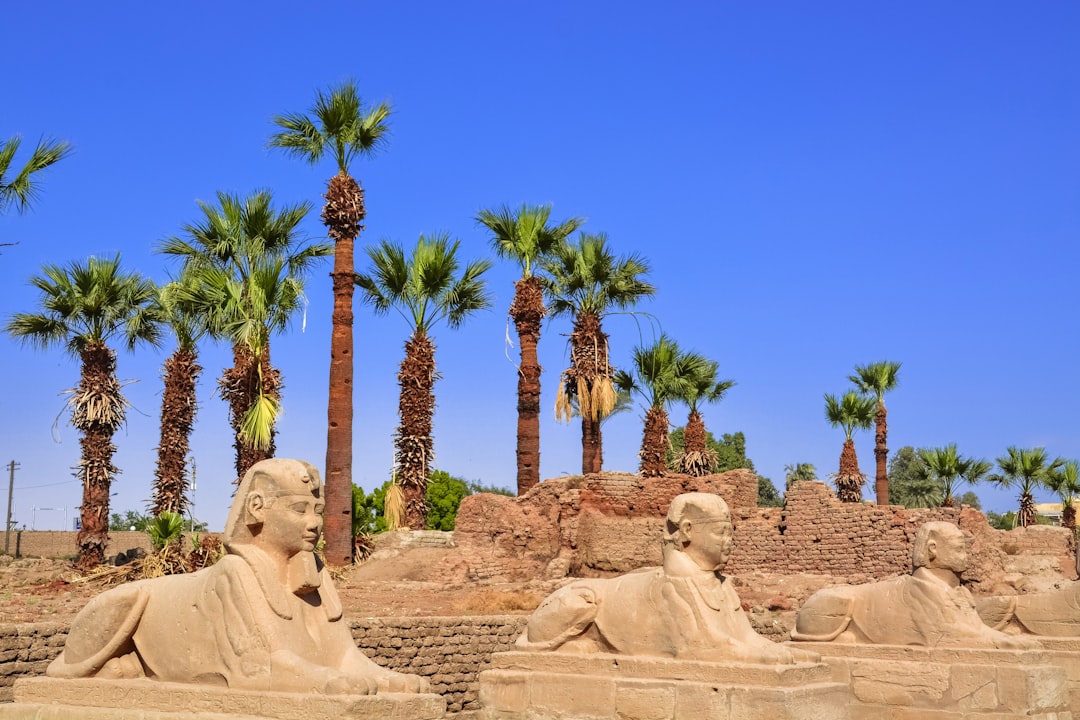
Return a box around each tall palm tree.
[614,335,698,477]
[356,234,492,529]
[0,135,72,215]
[849,361,901,505]
[915,444,991,507]
[158,191,330,482]
[989,447,1065,527]
[673,356,735,477]
[1048,460,1080,532]
[5,255,159,570]
[824,390,876,502]
[476,204,583,495]
[151,278,208,517]
[270,80,391,565]
[543,233,655,474]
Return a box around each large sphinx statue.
[517,492,817,664]
[978,584,1080,636]
[791,521,1038,649]
[47,458,427,695]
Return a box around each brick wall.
[0,616,527,712]
[6,532,152,561]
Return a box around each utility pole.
[5,460,19,555]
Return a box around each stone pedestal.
[790,642,1072,719]
[0,677,446,720]
[1031,638,1080,715]
[478,651,851,720]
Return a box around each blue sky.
[2,2,1077,531]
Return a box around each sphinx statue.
[977,583,1080,636]
[791,521,1038,649]
[517,492,817,664]
[47,458,427,695]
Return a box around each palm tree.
[849,361,901,505]
[0,135,72,215]
[543,233,655,474]
[151,278,208,517]
[158,191,330,482]
[989,447,1066,527]
[270,80,391,565]
[1048,460,1080,532]
[5,255,159,570]
[614,335,697,477]
[915,444,991,507]
[355,234,492,529]
[784,463,819,489]
[673,356,735,477]
[476,203,583,495]
[824,390,876,502]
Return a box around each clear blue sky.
[2,2,1077,531]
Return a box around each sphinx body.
[47,458,425,695]
[977,583,1080,637]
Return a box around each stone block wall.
[0,617,528,713]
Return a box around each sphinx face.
[260,493,325,557]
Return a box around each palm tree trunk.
[153,346,200,516]
[73,342,123,571]
[510,276,545,495]
[639,406,669,477]
[322,170,364,565]
[680,410,717,477]
[1019,492,1037,527]
[397,330,437,529]
[874,402,889,505]
[835,438,864,503]
[567,312,612,475]
[221,343,278,483]
[1064,505,1076,532]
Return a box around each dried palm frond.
[555,376,573,423]
[676,449,719,477]
[592,378,617,420]
[384,481,405,531]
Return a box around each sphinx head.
[224,458,324,558]
[664,493,733,572]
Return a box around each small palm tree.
[784,463,819,489]
[672,356,734,477]
[543,233,655,474]
[614,335,699,477]
[476,203,583,495]
[1048,460,1080,532]
[824,390,877,502]
[356,233,492,529]
[849,361,901,505]
[270,79,391,564]
[5,255,159,570]
[151,278,208,516]
[0,135,72,215]
[159,190,330,481]
[987,447,1065,527]
[915,444,990,507]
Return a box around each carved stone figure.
[47,458,427,695]
[791,521,1038,649]
[517,492,817,664]
[977,583,1080,636]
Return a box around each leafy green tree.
[426,471,470,531]
[159,191,330,481]
[353,472,511,535]
[1048,460,1080,531]
[915,444,991,507]
[477,204,583,495]
[958,491,982,510]
[6,254,159,570]
[849,361,901,505]
[110,510,151,532]
[784,463,818,488]
[758,477,783,507]
[824,390,876,502]
[543,233,655,474]
[887,446,935,507]
[270,80,392,565]
[356,234,492,528]
[615,335,704,477]
[988,447,1065,527]
[0,135,72,215]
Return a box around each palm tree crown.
[477,203,584,278]
[915,444,990,507]
[988,446,1065,527]
[824,390,876,503]
[1049,460,1080,531]
[0,135,73,215]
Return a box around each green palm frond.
[541,232,655,319]
[476,203,584,277]
[0,135,73,214]
[824,390,876,439]
[849,360,901,402]
[240,393,281,451]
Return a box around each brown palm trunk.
[221,343,279,483]
[397,330,437,529]
[684,411,707,456]
[639,405,669,477]
[510,276,545,495]
[1064,505,1076,532]
[565,312,612,475]
[153,346,200,516]
[322,170,363,565]
[1019,492,1037,528]
[73,342,123,571]
[874,402,889,505]
[679,410,717,477]
[835,437,864,503]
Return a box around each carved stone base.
[478,651,851,720]
[790,642,1072,719]
[0,677,446,720]
[1029,638,1080,715]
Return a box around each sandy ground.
[0,550,842,637]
